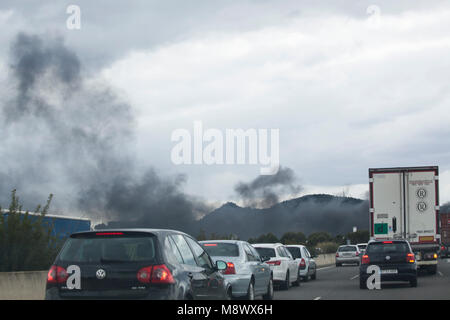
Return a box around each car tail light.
[383,241,393,244]
[355,251,360,256]
[442,246,445,251]
[151,264,175,284]
[299,258,306,270]
[406,253,415,263]
[361,255,370,264]
[47,265,68,284]
[224,262,236,274]
[137,266,153,283]
[335,252,339,257]
[266,260,281,266]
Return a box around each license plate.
[380,269,397,274]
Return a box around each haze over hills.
[197,194,370,240]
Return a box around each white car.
[357,243,368,254]
[286,245,317,281]
[253,243,300,290]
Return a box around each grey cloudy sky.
[1,0,450,207]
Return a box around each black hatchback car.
[45,229,231,299]
[359,239,417,289]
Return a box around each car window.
[276,247,286,257]
[201,242,240,257]
[248,245,262,261]
[366,242,410,254]
[243,244,259,262]
[338,246,357,252]
[286,247,302,259]
[282,247,293,259]
[185,236,214,270]
[170,234,197,266]
[255,247,276,258]
[303,248,310,258]
[165,235,184,265]
[58,233,157,263]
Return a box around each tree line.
[0,190,62,272]
[197,229,370,255]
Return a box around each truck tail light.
[406,253,415,263]
[361,255,370,264]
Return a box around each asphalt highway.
[274,259,450,300]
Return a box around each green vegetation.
[0,190,62,272]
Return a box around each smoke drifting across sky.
[0,32,210,232]
[234,166,302,208]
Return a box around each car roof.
[199,240,243,244]
[71,228,190,237]
[252,243,283,248]
[285,244,306,248]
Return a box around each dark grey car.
[45,229,231,300]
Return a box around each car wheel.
[225,288,233,300]
[359,278,367,289]
[262,278,274,300]
[410,277,418,287]
[292,272,300,287]
[282,271,290,290]
[311,270,317,280]
[245,281,255,300]
[428,265,437,275]
[336,263,341,267]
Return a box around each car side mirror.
[215,260,227,271]
[261,256,270,262]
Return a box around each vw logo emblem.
[385,255,391,260]
[96,269,106,280]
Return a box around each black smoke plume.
[0,32,209,233]
[234,166,302,208]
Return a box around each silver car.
[286,245,317,281]
[335,245,361,266]
[200,240,274,300]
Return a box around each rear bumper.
[270,267,287,282]
[360,264,417,283]
[45,285,178,300]
[223,274,251,297]
[336,257,360,264]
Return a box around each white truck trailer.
[369,166,440,274]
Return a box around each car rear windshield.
[338,246,357,252]
[254,247,276,258]
[57,232,158,264]
[201,243,239,257]
[286,247,302,259]
[366,242,410,254]
[358,245,367,249]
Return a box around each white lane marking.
[438,271,443,277]
[317,266,335,271]
[313,296,321,300]
[350,274,360,280]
